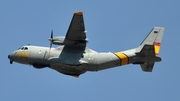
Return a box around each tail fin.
[136,27,164,55]
[136,27,165,72]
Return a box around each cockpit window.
[24,47,28,50]
[18,47,28,50]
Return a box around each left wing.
[65,12,87,47]
[50,12,87,69]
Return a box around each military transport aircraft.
[8,12,164,78]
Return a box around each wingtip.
[154,26,165,29]
[74,12,83,16]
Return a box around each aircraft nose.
[8,54,14,64]
[8,54,10,59]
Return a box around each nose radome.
[8,55,10,59]
[8,54,13,64]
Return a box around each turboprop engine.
[48,36,88,46]
[49,36,74,45]
[48,30,88,49]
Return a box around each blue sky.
[1,0,180,101]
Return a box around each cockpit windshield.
[18,47,28,50]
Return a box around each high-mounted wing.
[49,12,87,48]
[48,12,88,76]
[65,12,87,45]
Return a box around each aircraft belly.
[49,63,86,75]
[49,52,87,75]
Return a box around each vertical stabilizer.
[136,27,164,56]
[135,27,164,72]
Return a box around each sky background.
[1,0,180,101]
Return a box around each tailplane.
[135,27,165,72]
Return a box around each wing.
[58,12,87,61]
[50,12,86,48]
[66,12,87,44]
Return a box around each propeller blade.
[48,30,53,58]
[51,30,53,38]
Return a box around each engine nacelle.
[48,36,88,46]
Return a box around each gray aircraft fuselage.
[8,45,140,76]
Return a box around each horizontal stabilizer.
[140,62,154,72]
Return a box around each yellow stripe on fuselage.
[114,52,128,65]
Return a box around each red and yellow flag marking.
[154,42,161,56]
[114,52,128,65]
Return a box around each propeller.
[48,30,53,58]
